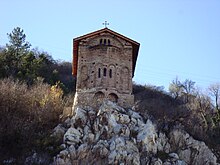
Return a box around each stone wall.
[75,32,134,108]
[73,89,134,110]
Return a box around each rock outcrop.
[53,101,219,165]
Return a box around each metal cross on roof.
[102,21,109,28]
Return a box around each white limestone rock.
[137,119,158,154]
[169,153,179,160]
[163,159,188,165]
[73,107,87,125]
[108,137,140,165]
[128,109,143,121]
[54,101,219,165]
[68,145,77,159]
[54,150,72,165]
[77,143,89,159]
[51,124,66,140]
[118,113,130,124]
[63,127,82,145]
[169,129,218,165]
[157,132,171,153]
[151,158,163,165]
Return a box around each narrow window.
[100,39,102,45]
[104,39,106,45]
[98,68,101,78]
[103,68,107,77]
[109,69,112,78]
[108,39,111,45]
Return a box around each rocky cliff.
[53,101,219,165]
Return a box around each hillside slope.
[53,101,219,165]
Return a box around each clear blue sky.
[1,0,220,90]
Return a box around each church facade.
[72,28,140,108]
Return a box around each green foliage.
[2,27,31,77]
[0,27,75,93]
[6,27,31,56]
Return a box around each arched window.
[94,91,105,105]
[108,39,111,45]
[100,39,102,45]
[98,68,101,78]
[103,68,107,77]
[109,69,112,78]
[104,39,106,45]
[108,93,118,103]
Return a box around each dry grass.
[0,78,65,163]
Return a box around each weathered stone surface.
[169,129,218,165]
[169,153,179,160]
[53,101,219,165]
[73,28,139,108]
[51,124,66,140]
[73,107,87,125]
[25,152,51,165]
[63,127,82,145]
[137,119,157,154]
[157,132,171,153]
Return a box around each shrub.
[0,78,64,163]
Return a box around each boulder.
[169,129,218,165]
[64,127,82,145]
[137,119,158,153]
[51,124,66,140]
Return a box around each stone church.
[72,27,140,108]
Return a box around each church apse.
[72,28,140,108]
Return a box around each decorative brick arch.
[108,93,118,103]
[87,35,124,48]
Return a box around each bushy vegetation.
[133,80,220,159]
[0,78,69,163]
[0,27,75,164]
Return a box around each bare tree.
[169,77,183,100]
[181,79,195,103]
[194,89,213,127]
[209,83,220,111]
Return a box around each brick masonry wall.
[74,32,134,108]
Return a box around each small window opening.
[98,68,101,78]
[109,69,112,78]
[103,68,107,77]
[108,39,111,45]
[100,39,102,45]
[104,39,106,45]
